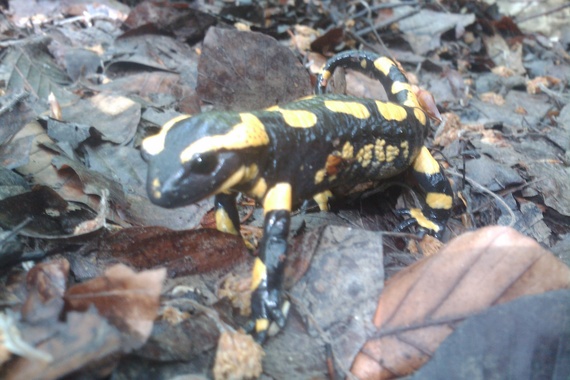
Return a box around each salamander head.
[141,112,269,208]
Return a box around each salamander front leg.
[248,183,292,342]
[214,192,240,235]
[396,147,453,238]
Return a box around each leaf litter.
[0,0,569,379]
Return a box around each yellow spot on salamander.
[279,109,318,128]
[180,113,269,163]
[151,178,162,199]
[324,100,371,119]
[360,59,367,69]
[373,56,396,76]
[413,147,441,175]
[321,70,331,81]
[215,207,239,235]
[142,114,191,155]
[356,144,374,167]
[313,190,332,211]
[426,192,453,210]
[255,318,270,333]
[414,108,427,125]
[375,139,386,162]
[400,141,409,160]
[342,142,354,159]
[392,81,420,108]
[215,163,259,196]
[251,257,267,291]
[263,183,292,214]
[248,177,267,200]
[375,101,407,122]
[216,166,246,194]
[410,208,440,232]
[315,169,326,184]
[244,164,259,182]
[386,145,399,163]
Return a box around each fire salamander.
[141,50,453,342]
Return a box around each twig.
[355,9,420,37]
[516,3,570,23]
[350,1,419,20]
[447,170,516,227]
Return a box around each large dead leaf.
[21,259,69,323]
[351,226,570,379]
[0,186,100,238]
[12,121,102,211]
[68,227,248,280]
[1,39,76,103]
[60,93,141,145]
[64,264,166,349]
[396,8,476,55]
[123,2,216,43]
[1,308,122,380]
[0,93,36,146]
[196,27,312,111]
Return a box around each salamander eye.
[188,152,218,174]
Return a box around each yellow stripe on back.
[373,56,396,76]
[391,81,420,108]
[324,100,371,119]
[278,109,318,128]
[180,113,269,163]
[142,114,191,155]
[414,108,427,125]
[375,101,407,122]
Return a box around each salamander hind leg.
[396,146,453,238]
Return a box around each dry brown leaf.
[213,331,264,380]
[526,76,562,94]
[491,65,515,77]
[64,264,165,348]
[514,105,528,115]
[480,92,505,106]
[407,235,443,257]
[2,309,121,380]
[351,226,570,379]
[433,112,462,147]
[21,259,69,323]
[12,121,95,208]
[71,227,248,279]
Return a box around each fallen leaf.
[480,92,505,106]
[213,331,263,380]
[64,264,166,349]
[21,259,69,324]
[0,186,99,238]
[1,308,122,380]
[351,226,570,379]
[196,27,312,111]
[68,227,248,280]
